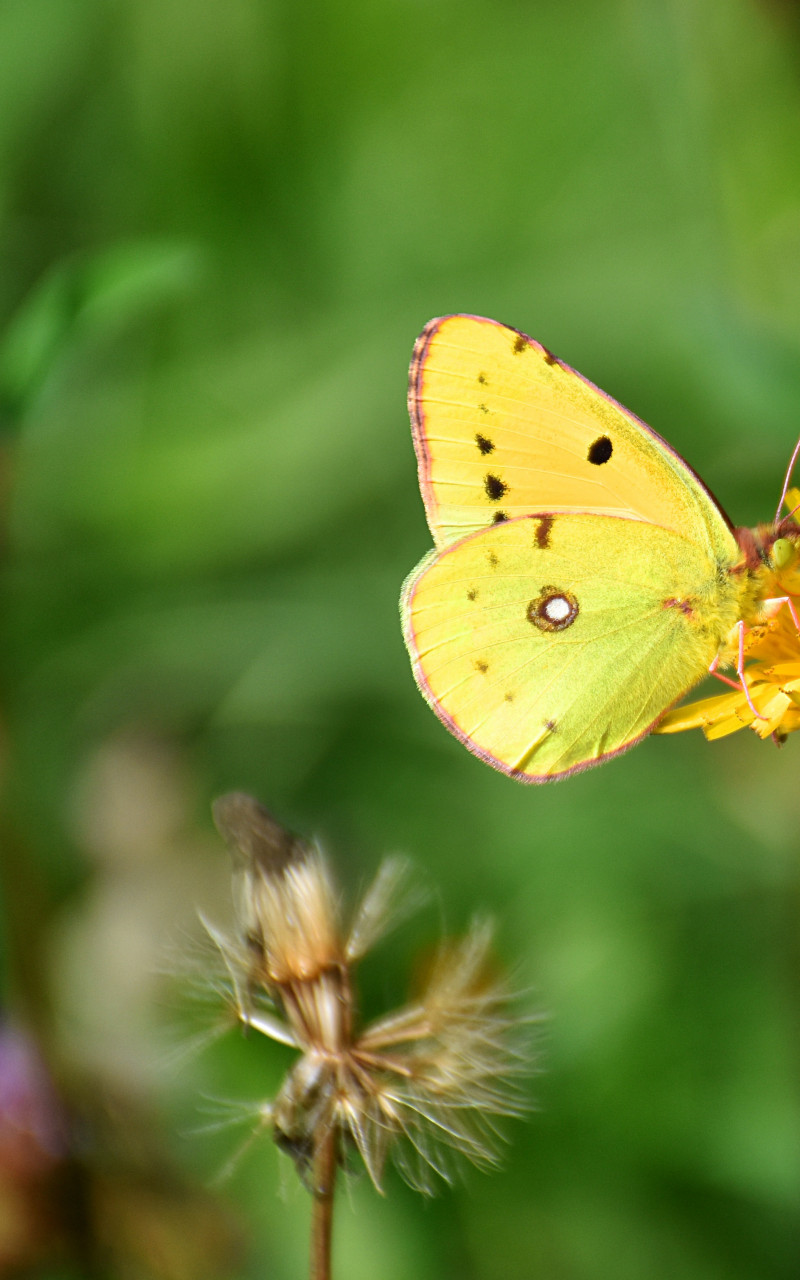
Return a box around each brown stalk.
[310,1128,337,1280]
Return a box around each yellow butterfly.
[400,314,800,781]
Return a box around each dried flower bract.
[207,793,531,1196]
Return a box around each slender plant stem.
[310,1130,337,1280]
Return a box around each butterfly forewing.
[410,315,737,566]
[402,514,744,780]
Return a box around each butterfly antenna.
[774,435,800,524]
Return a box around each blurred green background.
[1,0,800,1276]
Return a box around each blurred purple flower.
[0,1024,66,1176]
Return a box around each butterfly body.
[401,314,788,781]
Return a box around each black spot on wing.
[488,551,499,568]
[477,403,489,415]
[466,588,478,601]
[512,334,527,355]
[484,473,508,501]
[475,433,494,455]
[477,372,487,385]
[493,511,508,524]
[588,435,613,465]
[542,348,557,366]
[475,659,489,674]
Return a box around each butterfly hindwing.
[402,513,744,780]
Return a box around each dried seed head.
[205,794,535,1196]
[212,792,299,875]
[213,792,341,987]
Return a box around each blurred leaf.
[0,241,201,422]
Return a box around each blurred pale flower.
[205,793,531,1195]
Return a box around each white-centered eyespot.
[527,586,579,633]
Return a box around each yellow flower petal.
[655,692,743,735]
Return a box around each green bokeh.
[1,1,800,1277]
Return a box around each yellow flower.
[656,493,800,743]
[655,619,800,741]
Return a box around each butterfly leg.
[708,620,767,721]
[762,594,800,632]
